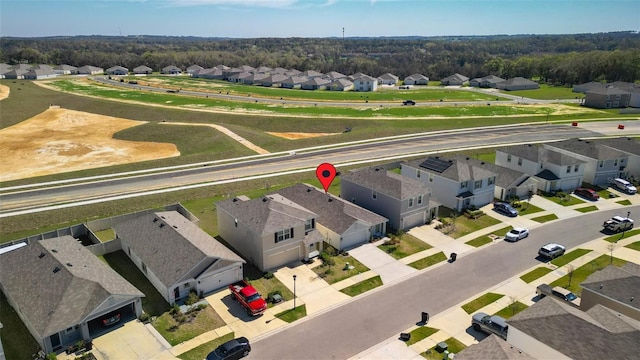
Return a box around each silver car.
[505,227,529,242]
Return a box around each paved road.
[249,205,640,359]
[0,124,602,215]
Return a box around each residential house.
[132,65,153,75]
[260,74,288,87]
[348,72,367,81]
[454,156,535,201]
[236,65,255,73]
[455,334,535,360]
[341,167,434,231]
[254,66,272,74]
[440,73,469,86]
[324,71,347,80]
[24,68,56,80]
[300,70,323,78]
[496,77,539,91]
[580,263,640,321]
[402,156,496,212]
[328,78,354,91]
[77,65,104,75]
[470,75,505,88]
[277,184,387,250]
[0,236,144,354]
[377,73,399,85]
[573,81,606,94]
[301,77,331,90]
[242,73,268,85]
[161,65,182,75]
[403,73,429,85]
[0,63,13,78]
[2,69,29,79]
[113,211,245,305]
[496,144,586,192]
[216,194,323,271]
[285,68,302,76]
[353,74,378,92]
[281,76,308,89]
[53,64,78,75]
[105,66,129,75]
[272,67,288,74]
[584,86,631,109]
[187,65,204,75]
[193,68,224,79]
[595,137,640,178]
[227,71,252,83]
[11,64,33,71]
[507,297,640,360]
[544,138,630,186]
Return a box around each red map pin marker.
[316,163,337,193]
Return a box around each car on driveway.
[538,243,565,260]
[504,227,529,242]
[493,202,518,217]
[471,312,508,340]
[207,337,251,360]
[402,100,416,105]
[573,188,599,201]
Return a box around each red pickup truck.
[229,280,267,316]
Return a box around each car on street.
[504,227,529,242]
[573,188,599,201]
[206,337,251,360]
[471,312,508,340]
[493,202,518,217]
[538,243,566,260]
[402,100,416,105]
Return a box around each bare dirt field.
[267,132,342,140]
[0,84,9,101]
[0,107,179,182]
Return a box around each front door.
[173,287,180,302]
[50,333,62,351]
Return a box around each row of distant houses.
[0,136,638,354]
[574,81,640,109]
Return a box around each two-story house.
[341,167,434,231]
[402,156,495,212]
[216,194,322,271]
[496,144,586,192]
[595,137,640,178]
[544,138,629,186]
[580,263,640,322]
[352,74,378,92]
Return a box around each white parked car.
[505,227,529,242]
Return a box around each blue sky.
[1,0,638,38]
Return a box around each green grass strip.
[550,248,592,267]
[405,326,439,345]
[340,276,383,297]
[408,252,447,270]
[520,267,554,283]
[461,292,504,314]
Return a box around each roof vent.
[232,198,238,202]
[153,218,158,222]
[173,225,178,229]
[600,283,603,289]
[481,162,485,165]
[66,262,73,267]
[307,188,312,192]
[39,252,46,258]
[631,297,635,302]
[466,157,470,160]
[328,198,333,202]
[53,267,60,273]
[51,249,57,253]
[262,198,268,202]
[159,223,165,228]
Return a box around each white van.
[613,178,637,194]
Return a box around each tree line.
[1,32,639,85]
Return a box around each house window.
[566,166,571,174]
[517,158,522,166]
[372,191,377,200]
[429,173,434,182]
[614,159,618,166]
[417,195,423,205]
[408,198,414,207]
[416,169,421,178]
[305,219,315,232]
[598,160,604,168]
[574,165,579,172]
[488,177,495,185]
[460,181,468,189]
[65,327,74,334]
[507,155,512,162]
[275,228,293,243]
[474,180,482,189]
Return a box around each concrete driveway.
[90,320,170,360]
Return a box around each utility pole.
[342,27,344,40]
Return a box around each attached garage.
[198,264,243,293]
[401,212,426,230]
[341,225,370,249]
[265,246,301,270]
[559,178,581,191]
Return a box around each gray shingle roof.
[113,211,244,287]
[217,195,316,236]
[507,297,640,359]
[275,184,387,234]
[596,137,640,156]
[581,264,640,313]
[454,334,535,360]
[499,144,585,166]
[545,138,627,160]
[341,167,432,200]
[449,155,526,188]
[0,236,143,337]
[405,156,496,182]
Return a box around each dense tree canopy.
[1,32,639,85]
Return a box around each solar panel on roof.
[419,157,453,173]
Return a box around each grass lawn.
[408,252,447,270]
[575,205,598,213]
[405,326,439,345]
[102,250,170,316]
[550,248,592,267]
[378,233,432,259]
[461,292,504,314]
[422,337,467,359]
[465,226,511,247]
[616,199,632,206]
[520,267,553,283]
[152,305,225,346]
[0,292,41,360]
[507,84,576,100]
[93,228,115,242]
[625,241,640,251]
[493,301,529,319]
[550,255,627,295]
[515,202,544,215]
[242,265,294,309]
[439,214,501,239]
[275,304,307,323]
[540,193,585,206]
[603,229,640,243]
[177,333,235,360]
[531,213,559,223]
[340,276,383,296]
[312,254,370,284]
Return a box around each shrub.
[264,271,274,279]
[320,251,335,266]
[185,291,200,306]
[170,304,181,315]
[324,268,334,275]
[465,209,484,219]
[198,303,208,311]
[139,312,150,323]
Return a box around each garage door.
[266,246,301,269]
[198,265,242,293]
[402,212,426,230]
[559,178,580,191]
[341,227,370,249]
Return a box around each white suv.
[613,178,637,195]
[538,243,565,260]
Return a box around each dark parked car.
[471,312,508,340]
[493,202,518,217]
[207,337,251,360]
[573,188,599,201]
[402,100,416,105]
